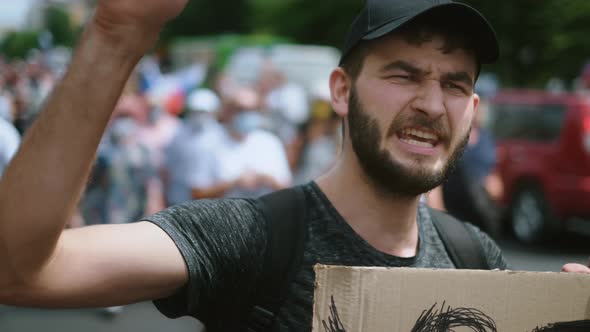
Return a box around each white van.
[224,44,341,96]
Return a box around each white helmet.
[187,88,221,114]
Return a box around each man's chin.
[366,164,447,197]
[400,170,446,189]
[390,157,446,178]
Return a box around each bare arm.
[3,222,187,308]
[0,0,188,305]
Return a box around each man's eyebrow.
[441,71,474,87]
[380,60,423,75]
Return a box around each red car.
[489,90,590,243]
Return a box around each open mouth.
[397,128,440,149]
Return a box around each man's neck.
[316,150,421,258]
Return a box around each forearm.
[0,23,146,283]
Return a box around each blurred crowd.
[0,48,342,227]
[0,51,58,177]
[6,45,588,232]
[0,45,517,234]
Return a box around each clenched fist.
[92,0,188,52]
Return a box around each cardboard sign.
[313,265,590,332]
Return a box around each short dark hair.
[340,10,482,82]
[411,302,497,332]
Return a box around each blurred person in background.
[216,83,258,125]
[257,61,310,170]
[194,87,292,199]
[163,88,226,206]
[578,62,590,94]
[3,57,57,134]
[79,132,112,226]
[107,94,162,223]
[23,58,55,121]
[3,63,29,134]
[140,86,182,169]
[427,100,503,237]
[81,94,161,225]
[0,92,20,177]
[218,110,292,198]
[294,80,342,184]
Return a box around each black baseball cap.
[340,0,499,65]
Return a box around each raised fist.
[93,0,187,44]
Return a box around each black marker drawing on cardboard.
[322,296,346,332]
[531,320,590,332]
[321,296,590,332]
[410,302,497,332]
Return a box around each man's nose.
[410,80,445,118]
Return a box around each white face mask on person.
[110,117,139,142]
[187,112,212,131]
[231,111,265,136]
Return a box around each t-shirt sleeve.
[464,223,510,270]
[143,198,267,324]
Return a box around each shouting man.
[0,0,588,331]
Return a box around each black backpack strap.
[428,207,489,270]
[246,187,308,332]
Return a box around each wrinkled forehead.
[363,33,479,79]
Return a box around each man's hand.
[562,263,590,274]
[237,171,261,190]
[93,0,188,52]
[0,0,187,290]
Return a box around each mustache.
[386,114,450,143]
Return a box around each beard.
[347,86,470,198]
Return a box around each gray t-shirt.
[145,182,507,331]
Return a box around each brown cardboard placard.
[313,265,590,332]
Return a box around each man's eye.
[389,75,414,82]
[443,82,467,94]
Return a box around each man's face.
[347,34,479,197]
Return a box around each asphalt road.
[1,233,587,332]
[498,231,589,272]
[0,303,203,332]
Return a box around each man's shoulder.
[420,205,508,270]
[146,184,318,237]
[146,198,264,227]
[448,217,508,270]
[463,222,508,270]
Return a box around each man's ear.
[473,93,480,111]
[330,67,352,119]
[472,92,481,126]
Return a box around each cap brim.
[362,3,499,64]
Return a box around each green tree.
[162,0,252,40]
[463,0,590,87]
[249,0,361,48]
[0,30,40,59]
[45,5,75,47]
